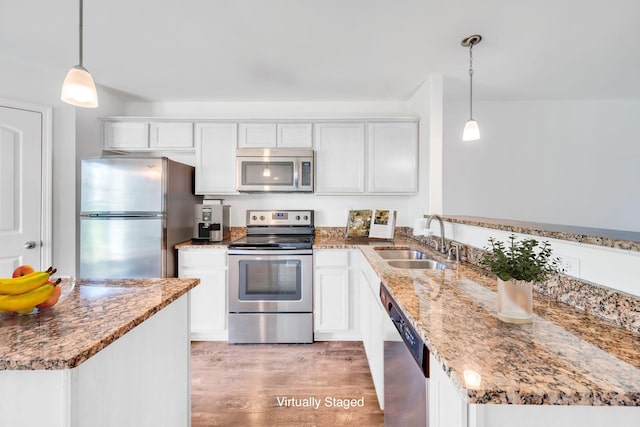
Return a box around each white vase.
[497,278,533,324]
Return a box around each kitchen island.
[313,233,640,426]
[0,277,199,427]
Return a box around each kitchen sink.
[387,259,448,270]
[375,249,430,260]
[375,247,455,270]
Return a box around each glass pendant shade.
[462,119,480,141]
[61,65,98,108]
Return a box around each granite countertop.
[357,242,640,406]
[175,239,232,249]
[443,215,640,252]
[0,278,199,370]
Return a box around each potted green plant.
[480,235,561,323]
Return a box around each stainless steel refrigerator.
[80,157,198,279]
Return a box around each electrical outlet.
[556,253,580,278]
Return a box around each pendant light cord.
[78,0,84,66]
[468,42,474,120]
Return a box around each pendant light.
[61,0,98,108]
[461,35,482,141]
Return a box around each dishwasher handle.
[388,304,405,334]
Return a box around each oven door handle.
[228,249,313,256]
[229,246,265,250]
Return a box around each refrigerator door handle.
[80,212,164,218]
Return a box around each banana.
[0,283,55,312]
[0,267,56,295]
[0,270,40,284]
[0,266,54,282]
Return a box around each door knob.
[24,241,37,249]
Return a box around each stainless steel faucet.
[426,214,447,254]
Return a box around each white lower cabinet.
[469,404,640,427]
[179,248,228,340]
[358,252,386,410]
[429,353,468,427]
[313,249,360,340]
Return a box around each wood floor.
[191,341,384,426]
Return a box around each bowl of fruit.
[0,265,74,315]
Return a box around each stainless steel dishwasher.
[380,283,429,426]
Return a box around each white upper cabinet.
[194,122,238,194]
[277,123,313,147]
[103,121,149,150]
[314,120,418,194]
[238,123,277,148]
[314,122,366,193]
[149,122,194,149]
[104,120,194,151]
[367,122,418,193]
[237,122,313,148]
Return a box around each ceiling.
[2,0,639,102]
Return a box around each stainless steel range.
[228,210,314,344]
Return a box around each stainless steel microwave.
[236,148,314,193]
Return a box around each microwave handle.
[293,159,299,189]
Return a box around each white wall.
[123,100,430,228]
[442,85,640,232]
[407,78,432,217]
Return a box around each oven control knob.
[252,215,257,220]
[303,215,309,220]
[296,215,301,220]
[260,215,265,221]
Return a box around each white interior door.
[0,106,43,276]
